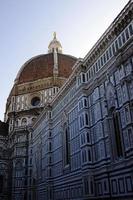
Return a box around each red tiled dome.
[15,53,77,84]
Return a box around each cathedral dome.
[15,53,77,84]
[5,33,77,121]
[14,33,77,85]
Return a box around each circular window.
[31,97,40,106]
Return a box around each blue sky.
[0,0,129,120]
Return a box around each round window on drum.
[31,96,40,106]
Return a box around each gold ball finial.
[53,32,56,39]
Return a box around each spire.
[48,32,62,53]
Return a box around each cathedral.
[0,0,133,199]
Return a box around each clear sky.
[0,0,129,121]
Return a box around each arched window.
[85,113,89,125]
[86,132,90,143]
[21,118,27,126]
[112,112,123,157]
[64,124,70,166]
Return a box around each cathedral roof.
[15,52,77,84]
